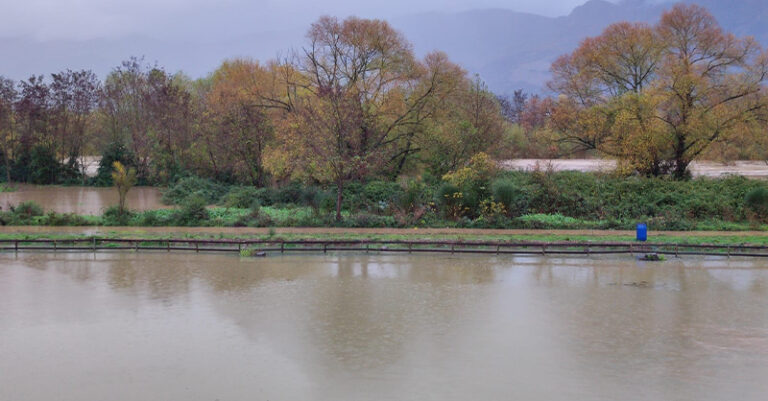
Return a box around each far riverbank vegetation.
[1,5,768,230]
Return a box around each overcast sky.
[1,0,607,41]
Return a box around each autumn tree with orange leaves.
[205,59,287,186]
[277,16,481,220]
[550,4,768,178]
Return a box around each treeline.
[0,17,517,219]
[0,5,767,212]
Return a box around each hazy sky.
[1,0,607,41]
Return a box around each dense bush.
[94,141,138,186]
[174,194,210,225]
[40,211,91,226]
[220,186,261,209]
[346,213,398,228]
[102,205,134,226]
[162,176,227,205]
[745,186,768,221]
[0,201,44,225]
[435,182,463,219]
[0,201,98,226]
[317,190,338,214]
[5,145,79,185]
[364,181,403,205]
[341,182,366,211]
[233,203,274,227]
[4,168,768,230]
[272,183,304,205]
[492,178,528,217]
[13,201,44,218]
[484,171,762,225]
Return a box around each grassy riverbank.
[5,170,768,231]
[3,228,768,246]
[4,205,768,232]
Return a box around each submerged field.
[2,252,767,401]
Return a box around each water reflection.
[1,252,767,401]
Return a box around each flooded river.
[0,184,166,214]
[1,253,767,401]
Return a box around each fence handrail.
[0,237,764,249]
[1,236,768,258]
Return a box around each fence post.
[15,240,18,253]
[542,245,546,255]
[53,240,57,252]
[195,242,199,253]
[281,242,284,254]
[323,243,327,254]
[92,237,96,253]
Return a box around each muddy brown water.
[2,252,767,401]
[0,184,166,215]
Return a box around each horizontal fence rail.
[1,238,768,258]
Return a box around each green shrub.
[220,186,260,208]
[95,141,138,186]
[162,176,227,205]
[233,202,273,227]
[745,187,768,220]
[317,190,337,214]
[341,182,366,211]
[29,145,67,184]
[273,183,304,205]
[492,178,528,217]
[300,186,321,210]
[12,201,44,219]
[253,187,277,206]
[174,194,210,225]
[136,210,175,226]
[346,213,397,228]
[435,183,467,219]
[364,181,403,204]
[394,180,426,212]
[41,211,90,226]
[517,213,581,229]
[102,205,134,226]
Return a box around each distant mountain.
[392,0,768,94]
[0,1,766,94]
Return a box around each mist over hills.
[392,0,768,94]
[1,0,766,94]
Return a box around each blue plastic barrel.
[636,223,647,242]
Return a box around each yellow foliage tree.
[111,161,137,215]
[549,4,768,178]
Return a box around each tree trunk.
[392,138,413,178]
[3,151,10,184]
[335,179,343,222]
[673,160,689,180]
